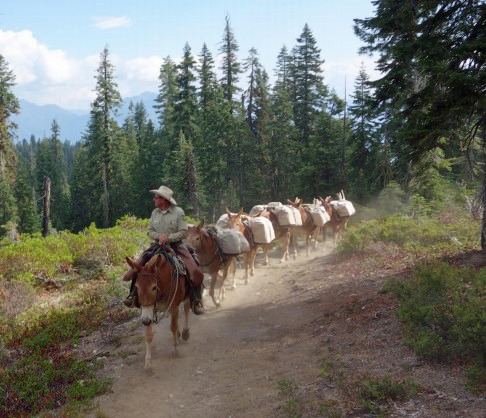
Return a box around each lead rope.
[152,250,185,324]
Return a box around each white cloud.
[92,16,131,30]
[0,30,99,109]
[323,55,380,97]
[0,29,382,111]
[117,56,163,97]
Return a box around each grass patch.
[357,376,418,415]
[385,262,486,393]
[277,378,301,417]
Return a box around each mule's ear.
[238,207,244,216]
[126,256,141,271]
[197,218,205,229]
[146,254,162,271]
[287,198,294,205]
[226,207,232,215]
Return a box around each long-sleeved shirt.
[147,205,188,243]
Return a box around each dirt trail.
[88,246,485,418]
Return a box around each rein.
[151,246,185,324]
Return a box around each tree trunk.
[187,146,199,218]
[101,163,110,227]
[42,176,51,237]
[481,125,486,252]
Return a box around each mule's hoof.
[230,285,236,290]
[172,349,180,357]
[182,328,190,341]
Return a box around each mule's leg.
[218,265,229,303]
[280,235,290,262]
[209,272,220,307]
[181,299,191,341]
[249,248,256,277]
[291,233,298,259]
[170,308,180,357]
[242,252,250,285]
[263,245,269,265]
[144,324,154,369]
[313,227,320,251]
[229,258,237,290]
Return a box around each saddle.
[171,243,204,286]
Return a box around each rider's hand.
[158,234,169,245]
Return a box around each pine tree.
[291,24,327,146]
[163,43,202,211]
[83,46,123,227]
[196,43,228,219]
[154,56,178,137]
[268,46,298,200]
[354,1,486,247]
[219,15,242,113]
[241,48,271,204]
[47,120,70,229]
[128,102,160,217]
[347,64,380,200]
[0,55,20,227]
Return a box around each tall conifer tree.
[0,55,20,227]
[83,46,123,227]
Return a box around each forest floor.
[84,242,485,418]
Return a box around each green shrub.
[337,210,479,258]
[0,352,109,416]
[0,235,72,282]
[386,262,485,391]
[358,376,417,415]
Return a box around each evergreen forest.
[1,3,485,244]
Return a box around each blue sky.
[0,0,378,111]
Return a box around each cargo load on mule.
[305,198,331,226]
[247,216,275,244]
[267,202,303,227]
[330,190,356,217]
[211,226,250,256]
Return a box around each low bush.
[358,376,417,415]
[0,216,148,416]
[337,209,479,260]
[385,263,485,392]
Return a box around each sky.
[0,0,379,112]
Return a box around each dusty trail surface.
[87,246,485,418]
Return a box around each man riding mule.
[122,185,205,315]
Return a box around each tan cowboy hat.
[149,185,177,205]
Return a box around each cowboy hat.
[149,185,177,205]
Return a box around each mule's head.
[186,219,204,250]
[127,255,166,325]
[319,196,333,216]
[226,207,244,231]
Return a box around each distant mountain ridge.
[12,92,158,143]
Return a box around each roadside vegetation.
[274,184,484,417]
